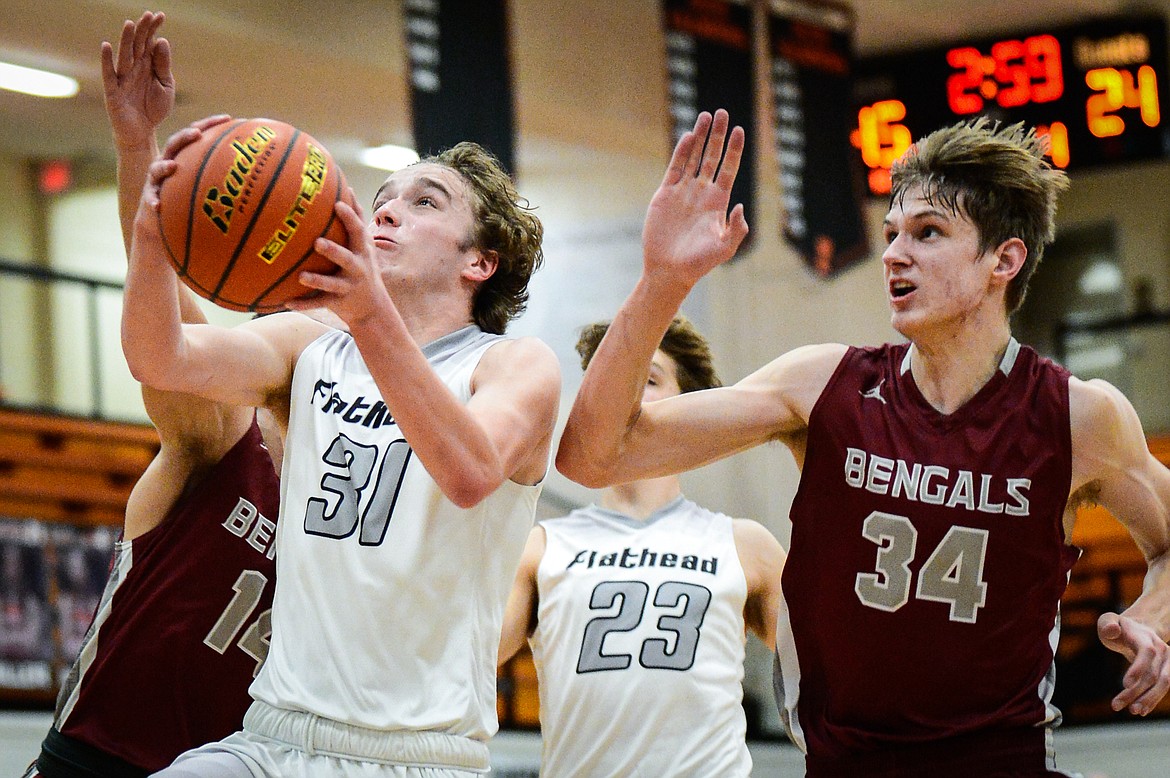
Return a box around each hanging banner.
[405,0,516,174]
[770,0,868,277]
[663,0,756,252]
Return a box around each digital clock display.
[850,15,1169,195]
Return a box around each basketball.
[156,117,357,312]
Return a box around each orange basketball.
[156,117,357,312]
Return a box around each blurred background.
[1,0,1168,774]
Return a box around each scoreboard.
[851,15,1169,195]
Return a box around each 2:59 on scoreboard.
[850,15,1169,195]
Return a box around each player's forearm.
[557,275,688,487]
[348,312,513,508]
[114,139,159,253]
[1124,549,1170,643]
[121,219,188,388]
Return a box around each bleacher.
[0,408,158,526]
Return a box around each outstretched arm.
[103,13,261,539]
[102,10,174,250]
[1070,377,1170,716]
[556,110,748,486]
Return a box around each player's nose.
[373,198,402,227]
[882,233,910,267]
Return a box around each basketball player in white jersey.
[120,96,560,774]
[500,317,784,777]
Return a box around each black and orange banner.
[769,0,868,277]
[405,0,516,174]
[663,0,757,253]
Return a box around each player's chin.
[888,310,919,339]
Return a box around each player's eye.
[417,196,435,207]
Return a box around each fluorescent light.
[360,144,420,171]
[0,61,79,98]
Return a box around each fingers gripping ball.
[157,118,357,312]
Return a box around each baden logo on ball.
[157,117,357,312]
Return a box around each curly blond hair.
[424,143,543,334]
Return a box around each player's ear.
[991,237,1027,284]
[464,249,498,283]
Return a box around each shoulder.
[482,335,558,368]
[742,342,849,394]
[1069,375,1149,484]
[250,311,333,356]
[518,523,549,572]
[473,335,561,391]
[732,518,786,562]
[1070,376,1141,449]
[731,518,785,597]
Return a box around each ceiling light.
[0,61,79,98]
[360,144,420,171]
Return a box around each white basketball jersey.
[532,497,752,777]
[250,326,541,742]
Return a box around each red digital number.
[1026,34,1063,103]
[1035,122,1069,168]
[992,39,1030,108]
[946,47,984,114]
[950,35,1064,115]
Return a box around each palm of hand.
[641,111,749,287]
[643,180,739,282]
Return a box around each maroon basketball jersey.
[776,341,1079,760]
[48,418,279,773]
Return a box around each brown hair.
[575,316,721,393]
[890,118,1069,314]
[424,142,544,334]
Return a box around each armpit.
[1068,479,1103,513]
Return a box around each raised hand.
[1098,611,1170,716]
[101,11,175,148]
[642,109,750,293]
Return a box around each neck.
[390,285,478,346]
[907,318,1013,414]
[600,476,682,521]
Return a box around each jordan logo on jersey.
[311,380,396,428]
[860,379,887,404]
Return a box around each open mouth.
[890,280,915,299]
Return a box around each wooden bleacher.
[0,407,158,706]
[0,407,158,526]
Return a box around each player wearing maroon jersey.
[556,110,1170,776]
[25,14,281,778]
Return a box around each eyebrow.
[884,207,950,227]
[374,175,457,204]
